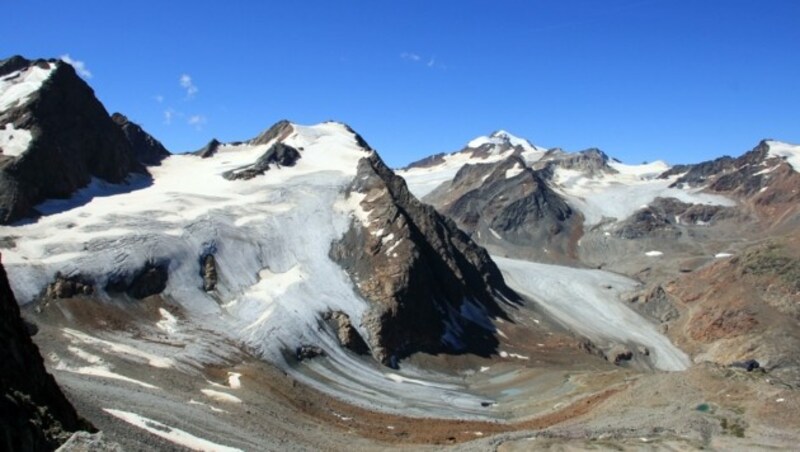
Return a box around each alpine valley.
[2,55,799,451]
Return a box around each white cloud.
[163,109,175,125]
[401,52,445,70]
[179,74,198,98]
[188,114,207,130]
[59,54,92,78]
[154,95,164,103]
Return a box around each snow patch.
[156,308,178,334]
[188,399,228,413]
[62,328,175,368]
[505,162,524,179]
[227,372,241,389]
[201,389,242,404]
[0,62,55,110]
[715,253,733,258]
[52,350,159,389]
[103,409,243,452]
[0,123,33,157]
[645,251,663,257]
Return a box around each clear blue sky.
[4,1,799,166]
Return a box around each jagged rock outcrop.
[323,310,369,354]
[223,142,301,180]
[193,138,222,158]
[0,257,93,450]
[331,146,519,366]
[45,273,94,299]
[200,254,217,292]
[111,113,170,165]
[424,156,581,262]
[0,55,147,224]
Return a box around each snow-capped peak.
[766,140,800,172]
[467,130,543,154]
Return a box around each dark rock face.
[731,359,760,372]
[111,113,170,165]
[323,310,369,355]
[126,263,169,299]
[193,138,222,158]
[0,56,147,224]
[296,345,326,362]
[200,254,217,292]
[331,150,518,366]
[0,257,92,451]
[45,273,94,299]
[223,142,301,180]
[424,156,581,262]
[609,346,633,365]
[105,262,169,299]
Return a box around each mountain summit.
[0,56,166,224]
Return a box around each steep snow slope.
[494,257,690,371]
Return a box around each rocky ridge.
[331,135,519,366]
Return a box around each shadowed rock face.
[0,257,92,451]
[0,56,147,224]
[111,113,170,165]
[424,156,582,262]
[223,142,301,180]
[104,261,169,299]
[193,138,222,158]
[331,148,519,366]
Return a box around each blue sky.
[4,1,799,166]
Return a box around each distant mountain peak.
[467,130,539,152]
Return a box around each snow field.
[494,256,690,371]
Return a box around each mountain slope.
[0,121,515,374]
[0,56,149,224]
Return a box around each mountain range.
[2,54,799,450]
